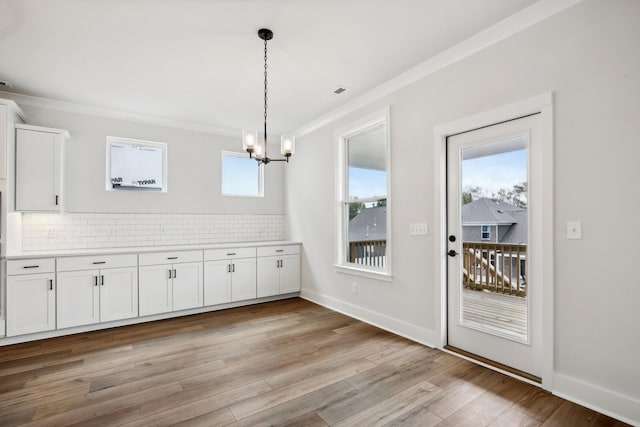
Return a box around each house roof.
[501,209,528,244]
[462,197,524,225]
[349,206,387,242]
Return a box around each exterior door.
[447,114,542,378]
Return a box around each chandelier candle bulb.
[281,134,295,156]
[242,129,257,153]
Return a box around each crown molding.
[0,91,239,137]
[293,0,584,138]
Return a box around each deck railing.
[349,240,386,268]
[462,242,527,297]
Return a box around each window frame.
[106,136,168,192]
[220,151,264,198]
[335,107,392,281]
[481,225,491,240]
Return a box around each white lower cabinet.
[139,251,203,316]
[6,258,57,337]
[256,246,301,297]
[204,248,257,305]
[56,255,138,329]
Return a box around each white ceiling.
[0,0,540,135]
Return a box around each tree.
[374,199,387,207]
[462,186,483,205]
[349,201,365,220]
[492,181,527,208]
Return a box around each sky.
[462,149,527,197]
[222,155,260,196]
[349,167,387,200]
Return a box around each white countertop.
[4,241,302,260]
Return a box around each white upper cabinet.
[15,124,69,211]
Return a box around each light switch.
[566,220,582,239]
[410,222,428,235]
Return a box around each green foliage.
[492,181,528,208]
[462,186,482,205]
[349,201,365,220]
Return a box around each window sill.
[334,264,393,282]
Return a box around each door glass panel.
[459,135,528,342]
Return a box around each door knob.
[448,250,458,257]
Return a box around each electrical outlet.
[409,222,428,235]
[351,282,358,295]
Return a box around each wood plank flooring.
[0,298,629,426]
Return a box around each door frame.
[433,93,554,390]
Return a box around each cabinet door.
[257,256,280,298]
[100,267,139,322]
[139,264,173,316]
[57,270,100,329]
[172,262,203,311]
[204,260,231,306]
[231,257,256,302]
[16,129,62,211]
[6,273,56,336]
[279,254,301,294]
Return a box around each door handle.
[55,195,59,205]
[93,276,98,286]
[49,279,53,290]
[173,269,177,278]
[448,250,459,257]
[231,264,235,273]
[100,275,104,286]
[168,269,173,279]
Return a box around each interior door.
[447,114,542,378]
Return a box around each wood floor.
[0,298,629,426]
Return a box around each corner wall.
[285,0,640,423]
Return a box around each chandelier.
[242,28,294,164]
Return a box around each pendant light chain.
[263,37,269,158]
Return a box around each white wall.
[16,104,284,214]
[286,0,639,422]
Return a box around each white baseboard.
[300,289,439,348]
[553,373,640,426]
[0,319,5,338]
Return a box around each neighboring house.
[462,197,527,244]
[348,206,387,265]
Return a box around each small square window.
[481,225,491,240]
[221,152,263,197]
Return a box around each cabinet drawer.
[57,254,137,272]
[7,258,56,275]
[257,245,300,257]
[139,250,203,266]
[204,247,256,261]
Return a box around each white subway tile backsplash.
[21,213,285,251]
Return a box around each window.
[106,136,167,192]
[221,151,263,197]
[336,108,391,279]
[481,225,491,240]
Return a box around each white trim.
[553,373,640,426]
[15,123,70,138]
[220,151,265,198]
[0,90,238,137]
[0,97,28,121]
[294,0,582,137]
[333,264,393,282]
[335,107,392,277]
[433,92,554,390]
[0,294,298,346]
[301,289,439,347]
